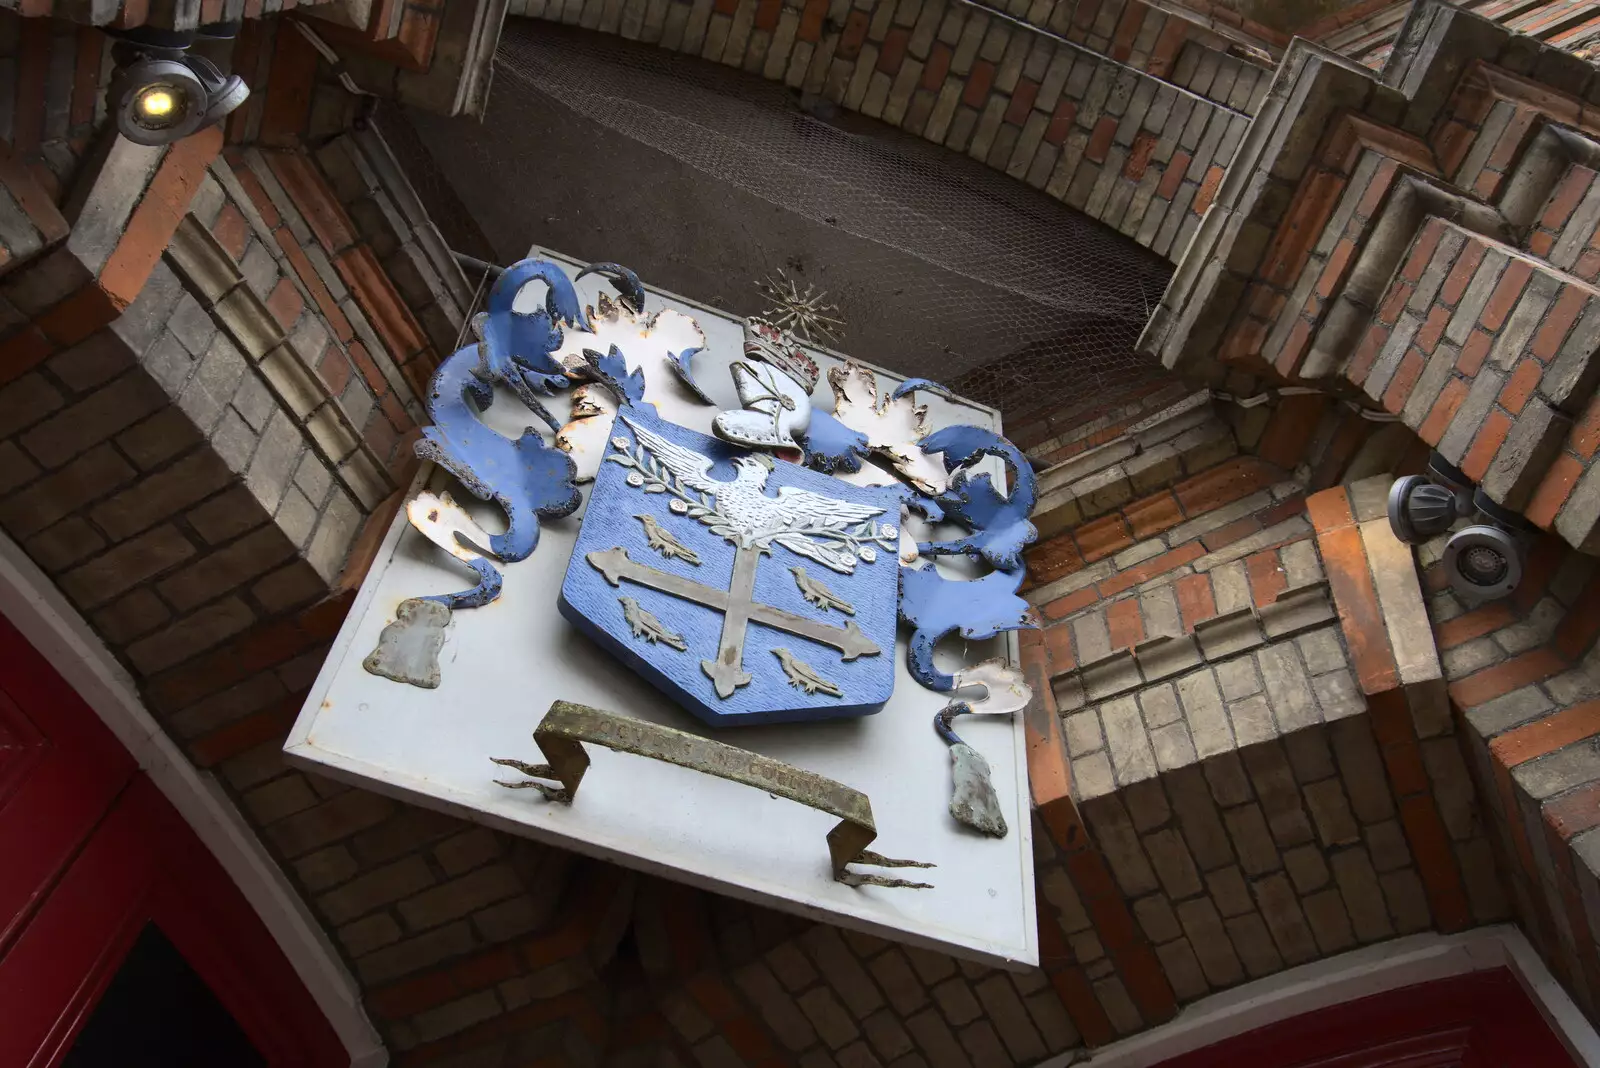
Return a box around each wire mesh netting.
[403,20,1177,448]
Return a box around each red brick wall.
[1313,0,1600,71]
[1028,453,1301,608]
[1149,25,1600,553]
[8,0,341,32]
[21,1,1600,1063]
[1021,447,1507,1051]
[1415,527,1600,1016]
[1013,377,1191,464]
[1139,1,1600,1030]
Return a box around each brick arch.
[1424,524,1600,1014]
[503,0,1264,263]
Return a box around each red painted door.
[1158,969,1580,1068]
[0,610,348,1067]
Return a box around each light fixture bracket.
[105,30,249,146]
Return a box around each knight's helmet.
[742,318,819,393]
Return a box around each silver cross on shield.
[585,545,881,697]
[559,409,903,726]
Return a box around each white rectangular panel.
[284,250,1038,968]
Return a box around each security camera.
[1386,453,1527,601]
[105,25,248,147]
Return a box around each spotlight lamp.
[106,26,249,147]
[1387,453,1473,544]
[1442,520,1523,602]
[1386,452,1529,601]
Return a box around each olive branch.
[605,436,897,569]
[606,437,740,542]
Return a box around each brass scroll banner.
[492,700,934,889]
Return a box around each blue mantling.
[917,426,1038,572]
[421,557,504,611]
[415,341,582,565]
[898,566,1035,691]
[800,410,870,474]
[582,345,647,405]
[576,262,645,314]
[470,259,585,427]
[891,378,958,402]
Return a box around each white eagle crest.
[609,414,897,575]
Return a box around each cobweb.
[480,22,1176,448]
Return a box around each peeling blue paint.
[581,344,647,406]
[666,344,714,404]
[472,259,585,413]
[890,378,958,403]
[416,336,582,565]
[575,261,645,315]
[933,700,975,745]
[422,556,504,610]
[414,376,581,563]
[898,567,1035,691]
[799,409,871,474]
[899,489,945,525]
[917,426,1038,572]
[412,259,621,569]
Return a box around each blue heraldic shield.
[559,405,903,727]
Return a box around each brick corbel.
[1226,113,1449,381]
[312,129,474,359]
[1306,173,1512,383]
[1298,0,1402,46]
[305,0,442,73]
[1138,45,1403,376]
[1141,0,1289,58]
[1140,5,1588,383]
[1497,121,1600,241]
[1308,477,1477,931]
[0,147,70,280]
[1381,2,1575,142]
[259,147,437,395]
[1020,632,1180,1043]
[1437,60,1600,203]
[1309,480,1446,713]
[1026,669,1089,855]
[0,126,222,387]
[165,214,395,514]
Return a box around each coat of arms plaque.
[285,252,1044,967]
[560,407,903,725]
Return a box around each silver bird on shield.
[617,414,892,575]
